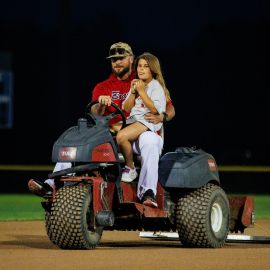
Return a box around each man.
[28,42,175,207]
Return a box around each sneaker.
[142,189,158,208]
[121,166,138,183]
[28,179,53,197]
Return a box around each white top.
[123,79,166,132]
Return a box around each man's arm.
[164,103,176,121]
[144,103,175,124]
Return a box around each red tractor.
[40,101,254,249]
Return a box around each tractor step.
[119,202,168,218]
[139,232,270,243]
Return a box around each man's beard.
[112,66,130,79]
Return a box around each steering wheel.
[85,100,127,131]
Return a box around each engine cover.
[51,118,119,163]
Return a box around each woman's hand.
[131,79,139,88]
[135,80,146,95]
[130,79,139,94]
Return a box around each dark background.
[0,0,268,166]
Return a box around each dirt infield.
[1,220,270,270]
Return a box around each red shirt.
[91,71,136,124]
[91,71,174,124]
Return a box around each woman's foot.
[121,166,138,182]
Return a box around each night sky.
[0,0,267,165]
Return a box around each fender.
[158,147,220,189]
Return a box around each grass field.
[0,194,269,221]
[0,194,44,221]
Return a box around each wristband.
[162,112,168,122]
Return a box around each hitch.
[228,195,254,233]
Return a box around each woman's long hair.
[135,52,171,101]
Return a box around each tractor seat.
[118,152,125,163]
[118,152,142,166]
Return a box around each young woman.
[116,52,170,187]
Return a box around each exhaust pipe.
[95,211,115,227]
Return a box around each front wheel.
[176,183,229,248]
[46,185,103,249]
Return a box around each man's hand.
[98,95,112,106]
[91,95,112,115]
[144,112,163,124]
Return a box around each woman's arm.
[122,79,139,112]
[122,89,136,113]
[136,80,159,114]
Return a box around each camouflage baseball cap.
[107,42,133,59]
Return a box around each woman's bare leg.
[116,122,148,168]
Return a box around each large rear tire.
[176,183,229,248]
[46,185,103,249]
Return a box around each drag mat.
[1,220,270,270]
